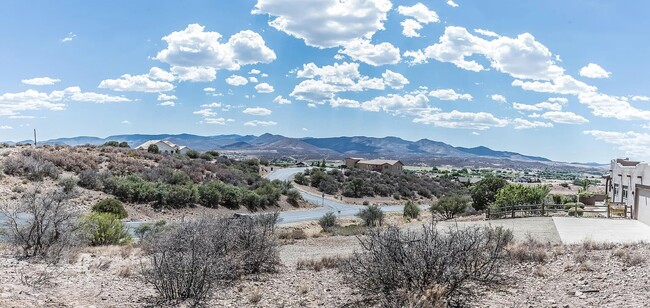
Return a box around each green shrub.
[319,212,337,231]
[403,200,420,219]
[470,176,507,211]
[103,141,120,147]
[198,181,223,208]
[92,198,128,219]
[134,220,167,239]
[564,202,585,210]
[78,169,101,190]
[568,207,584,216]
[286,189,302,207]
[357,205,384,227]
[362,200,370,206]
[147,144,159,154]
[161,184,199,208]
[430,194,468,220]
[185,150,200,159]
[221,185,242,209]
[58,177,78,194]
[241,190,263,210]
[82,213,131,246]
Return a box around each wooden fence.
[486,203,630,220]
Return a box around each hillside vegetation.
[1,145,302,212]
[294,167,465,200]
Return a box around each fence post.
[541,203,545,216]
[607,202,610,219]
[486,208,490,220]
[511,205,515,218]
[575,203,578,218]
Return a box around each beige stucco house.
[607,158,650,225]
[135,140,192,155]
[344,157,404,173]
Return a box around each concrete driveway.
[553,217,650,244]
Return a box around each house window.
[614,184,619,198]
[622,185,629,202]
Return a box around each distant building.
[344,157,404,173]
[607,158,650,225]
[135,140,191,155]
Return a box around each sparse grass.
[277,229,307,240]
[508,237,549,263]
[249,287,262,304]
[577,260,594,272]
[623,253,645,267]
[117,265,133,278]
[582,239,616,251]
[533,265,548,278]
[296,255,349,271]
[330,224,367,236]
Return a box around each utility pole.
[33,129,37,147]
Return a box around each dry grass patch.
[509,237,549,263]
[296,255,349,272]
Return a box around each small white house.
[135,140,192,155]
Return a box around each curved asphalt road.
[267,168,410,224]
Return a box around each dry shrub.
[249,287,262,304]
[1,187,81,263]
[343,223,513,307]
[623,253,645,267]
[277,229,307,240]
[117,265,133,278]
[509,237,548,263]
[296,255,349,271]
[582,240,615,251]
[577,260,594,272]
[612,248,626,258]
[141,214,279,306]
[3,152,60,181]
[533,265,548,278]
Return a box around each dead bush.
[623,253,645,267]
[277,229,307,240]
[508,237,549,263]
[141,214,279,306]
[582,240,615,251]
[1,188,81,262]
[296,255,349,271]
[3,152,60,181]
[343,223,513,307]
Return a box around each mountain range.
[8,132,564,161]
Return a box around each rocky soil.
[2,229,650,307]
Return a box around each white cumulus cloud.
[579,63,611,79]
[382,70,409,89]
[244,120,277,126]
[273,95,291,104]
[156,24,275,74]
[226,75,249,86]
[255,83,275,93]
[243,107,272,116]
[428,89,473,101]
[490,94,507,103]
[21,77,61,86]
[541,111,589,124]
[512,118,553,129]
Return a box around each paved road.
[267,168,411,224]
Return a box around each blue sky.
[1,0,650,163]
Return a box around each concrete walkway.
[553,217,650,244]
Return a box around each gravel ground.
[2,218,649,307]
